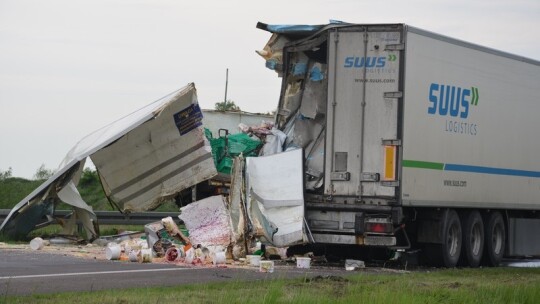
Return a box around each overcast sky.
[1,0,539,179]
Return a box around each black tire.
[482,211,505,266]
[460,210,484,268]
[424,209,462,267]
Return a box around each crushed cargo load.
[255,22,328,190]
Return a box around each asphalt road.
[3,248,538,297]
[0,249,349,296]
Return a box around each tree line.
[0,164,55,182]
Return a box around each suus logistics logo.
[344,54,397,68]
[428,83,479,135]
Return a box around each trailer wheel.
[483,212,505,266]
[424,209,462,267]
[460,210,484,268]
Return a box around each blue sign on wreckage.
[174,103,203,136]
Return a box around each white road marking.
[0,267,204,280]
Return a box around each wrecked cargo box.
[256,22,335,192]
[90,86,216,212]
[0,83,217,239]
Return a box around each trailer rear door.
[325,26,402,201]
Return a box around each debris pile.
[1,64,370,271]
[16,142,325,272]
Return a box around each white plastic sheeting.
[261,128,287,156]
[246,148,306,247]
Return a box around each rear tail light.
[365,219,393,234]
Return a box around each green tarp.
[205,129,261,174]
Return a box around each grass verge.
[3,267,540,303]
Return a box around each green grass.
[3,268,540,303]
[0,177,42,209]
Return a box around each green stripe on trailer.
[402,160,444,170]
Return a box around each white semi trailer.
[257,22,540,267]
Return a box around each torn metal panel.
[251,201,305,248]
[0,199,54,239]
[305,130,326,190]
[247,149,304,208]
[257,22,330,195]
[284,114,325,151]
[246,149,306,247]
[59,207,96,238]
[280,89,326,191]
[229,156,246,242]
[91,87,216,212]
[0,161,84,238]
[256,21,351,40]
[256,33,290,75]
[282,81,302,118]
[57,181,97,238]
[256,23,325,36]
[300,62,327,119]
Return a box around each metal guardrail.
[0,209,182,226]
